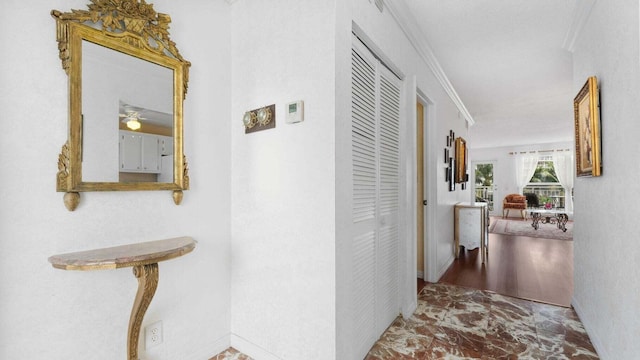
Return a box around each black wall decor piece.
[445,130,455,191]
[445,130,471,191]
[448,157,455,191]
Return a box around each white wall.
[229,1,337,359]
[0,1,232,359]
[571,1,640,359]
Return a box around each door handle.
[423,200,427,206]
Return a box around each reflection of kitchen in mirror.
[81,40,174,184]
[118,101,174,183]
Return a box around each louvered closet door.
[376,63,401,334]
[351,36,401,358]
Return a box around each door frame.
[416,101,425,280]
[470,160,498,215]
[416,89,437,284]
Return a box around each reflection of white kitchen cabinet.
[159,135,173,156]
[119,131,161,173]
[454,202,489,263]
[158,155,174,183]
[120,132,142,171]
[141,135,160,172]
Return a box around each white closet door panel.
[375,64,401,333]
[352,231,376,356]
[351,46,378,224]
[376,224,399,331]
[351,40,379,359]
[350,35,402,359]
[378,71,401,218]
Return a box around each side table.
[48,236,196,360]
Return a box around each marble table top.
[530,208,573,216]
[48,236,196,271]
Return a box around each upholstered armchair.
[503,194,527,219]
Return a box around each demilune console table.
[48,236,196,360]
[530,209,572,232]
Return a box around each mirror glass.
[82,40,174,183]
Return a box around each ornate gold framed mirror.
[52,0,190,211]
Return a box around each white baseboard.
[571,296,607,359]
[179,333,230,360]
[231,333,282,360]
[435,255,454,281]
[403,300,417,317]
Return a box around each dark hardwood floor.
[434,232,573,307]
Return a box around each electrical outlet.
[145,321,163,350]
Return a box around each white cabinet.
[120,132,143,171]
[119,131,162,173]
[158,135,173,156]
[141,135,160,172]
[454,202,489,263]
[158,155,174,183]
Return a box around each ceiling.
[399,0,588,149]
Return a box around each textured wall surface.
[229,1,337,359]
[571,1,640,359]
[0,1,232,359]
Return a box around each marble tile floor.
[211,283,599,359]
[366,283,598,359]
[210,347,252,360]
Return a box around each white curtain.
[515,154,539,194]
[552,153,575,212]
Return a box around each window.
[529,157,558,183]
[523,156,566,208]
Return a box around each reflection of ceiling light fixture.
[119,107,148,131]
[126,117,141,130]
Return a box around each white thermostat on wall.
[285,100,304,124]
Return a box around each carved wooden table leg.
[128,263,159,360]
[556,213,569,232]
[531,212,541,229]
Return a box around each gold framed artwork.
[454,137,467,183]
[573,76,602,177]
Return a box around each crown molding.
[562,0,596,52]
[374,0,384,13]
[385,2,474,126]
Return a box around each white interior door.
[471,161,496,212]
[351,35,401,358]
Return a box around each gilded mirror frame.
[52,0,190,211]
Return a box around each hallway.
[212,229,582,359]
[440,231,573,307]
[212,280,596,359]
[365,282,598,359]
